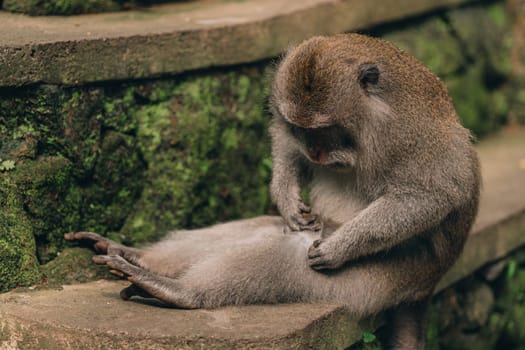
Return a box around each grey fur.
[269,33,480,349]
[66,34,480,350]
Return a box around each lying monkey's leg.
[93,255,201,309]
[64,232,143,266]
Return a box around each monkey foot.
[64,231,111,253]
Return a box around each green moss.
[2,0,121,15]
[0,67,272,289]
[445,63,506,137]
[121,71,272,244]
[494,268,525,348]
[0,181,41,292]
[11,156,78,262]
[41,247,113,285]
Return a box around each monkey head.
[270,35,390,168]
[271,34,455,170]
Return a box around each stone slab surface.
[0,0,473,86]
[1,130,524,349]
[0,280,368,349]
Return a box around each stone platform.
[0,0,472,86]
[1,130,524,349]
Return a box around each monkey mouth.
[328,162,347,169]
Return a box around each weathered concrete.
[0,280,375,349]
[0,0,475,86]
[1,130,524,349]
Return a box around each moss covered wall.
[1,0,178,16]
[0,1,522,292]
[0,67,272,291]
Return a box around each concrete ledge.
[0,0,474,87]
[438,131,525,290]
[0,280,375,349]
[1,130,524,349]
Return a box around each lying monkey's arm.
[307,192,452,270]
[270,121,321,232]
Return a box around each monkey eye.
[287,123,304,138]
[358,63,380,87]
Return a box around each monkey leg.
[64,232,143,266]
[93,255,201,309]
[384,299,429,350]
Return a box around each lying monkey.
[66,33,480,350]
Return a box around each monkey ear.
[358,63,380,88]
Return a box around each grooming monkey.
[66,34,480,349]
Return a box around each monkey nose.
[307,145,328,163]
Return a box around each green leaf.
[506,260,517,280]
[362,332,377,343]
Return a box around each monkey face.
[287,124,357,168]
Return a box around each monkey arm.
[270,121,322,231]
[270,122,321,232]
[308,192,452,269]
[270,152,321,232]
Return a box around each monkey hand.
[307,238,347,270]
[282,202,323,232]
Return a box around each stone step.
[0,0,472,87]
[0,280,369,349]
[1,130,524,349]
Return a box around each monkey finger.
[294,215,317,226]
[308,255,328,268]
[110,269,126,278]
[300,221,323,232]
[94,240,109,253]
[65,231,103,242]
[298,203,312,214]
[309,261,329,271]
[92,254,112,265]
[284,220,301,232]
[307,248,322,259]
[105,256,141,277]
[65,231,110,253]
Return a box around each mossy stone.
[2,0,121,16]
[0,182,41,292]
[0,67,272,289]
[121,72,272,244]
[41,247,113,285]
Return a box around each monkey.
[269,33,480,348]
[65,34,480,350]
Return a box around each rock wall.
[1,0,167,16]
[0,68,273,290]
